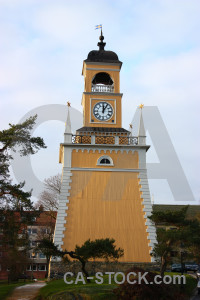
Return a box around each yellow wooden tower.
[54,32,156,262]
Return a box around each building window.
[40,228,50,234]
[100,158,110,164]
[29,252,37,259]
[28,228,38,235]
[39,253,46,259]
[32,228,37,234]
[38,264,46,271]
[27,264,37,271]
[33,264,37,271]
[27,265,31,271]
[30,241,37,247]
[97,156,114,166]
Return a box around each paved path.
[6,282,46,300]
[190,289,200,300]
[189,273,200,300]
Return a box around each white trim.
[53,162,73,250]
[83,92,123,97]
[138,170,157,258]
[68,167,145,172]
[61,144,149,151]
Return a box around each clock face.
[93,102,113,121]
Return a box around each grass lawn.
[37,276,117,300]
[36,273,197,300]
[165,272,197,296]
[0,280,34,300]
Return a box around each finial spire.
[97,28,106,51]
[138,104,146,145]
[129,123,133,136]
[65,101,72,137]
[139,104,144,109]
[152,194,154,206]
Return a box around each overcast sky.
[0,0,199,204]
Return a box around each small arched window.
[100,158,110,164]
[97,156,114,166]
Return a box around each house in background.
[0,211,56,280]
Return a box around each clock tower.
[82,33,122,128]
[53,32,157,262]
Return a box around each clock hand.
[103,104,108,114]
[102,104,105,114]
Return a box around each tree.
[0,115,46,208]
[149,206,200,277]
[34,174,61,277]
[0,115,46,280]
[37,238,124,282]
[34,210,57,278]
[35,174,61,218]
[0,210,34,282]
[182,218,200,264]
[75,238,124,261]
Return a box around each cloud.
[0,0,199,203]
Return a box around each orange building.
[54,32,157,262]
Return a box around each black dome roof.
[86,50,119,63]
[84,32,122,64]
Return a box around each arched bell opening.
[91,72,114,93]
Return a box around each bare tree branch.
[35,174,61,218]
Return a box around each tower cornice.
[83,92,123,97]
[82,61,122,75]
[60,143,150,151]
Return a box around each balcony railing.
[91,84,114,93]
[72,135,91,144]
[119,136,138,145]
[71,135,138,145]
[95,136,115,145]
